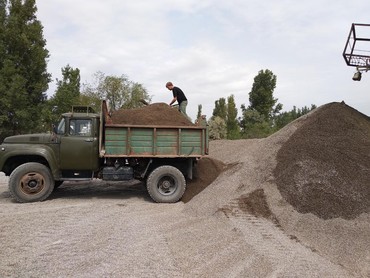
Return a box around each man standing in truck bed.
[166,82,188,117]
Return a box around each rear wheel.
[9,162,54,203]
[146,165,186,203]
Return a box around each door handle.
[84,138,93,142]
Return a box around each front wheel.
[146,165,186,203]
[9,162,54,203]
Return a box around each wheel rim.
[20,172,45,195]
[157,175,177,195]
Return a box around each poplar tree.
[196,104,202,120]
[249,69,281,120]
[0,0,50,139]
[226,95,240,139]
[212,97,227,121]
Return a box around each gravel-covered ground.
[0,102,369,277]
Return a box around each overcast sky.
[36,0,370,120]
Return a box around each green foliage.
[249,69,281,120]
[208,116,227,140]
[238,69,284,139]
[239,103,317,138]
[239,105,272,138]
[207,69,317,140]
[196,104,202,121]
[81,71,151,112]
[121,82,150,110]
[0,0,50,140]
[226,95,240,139]
[212,97,227,120]
[274,104,317,130]
[45,65,81,125]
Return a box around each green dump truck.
[0,101,208,203]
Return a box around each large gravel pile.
[186,101,369,276]
[274,102,370,219]
[0,101,369,277]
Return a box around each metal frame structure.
[343,23,370,70]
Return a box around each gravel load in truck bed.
[110,103,195,126]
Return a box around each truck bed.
[99,101,208,158]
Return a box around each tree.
[81,72,151,112]
[120,82,150,110]
[46,65,81,124]
[196,104,202,121]
[274,104,317,130]
[249,69,281,120]
[239,69,283,138]
[0,0,50,139]
[208,116,227,140]
[239,105,271,138]
[226,95,240,139]
[79,72,105,111]
[212,98,227,121]
[0,1,7,135]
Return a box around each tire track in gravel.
[221,199,353,278]
[161,215,265,277]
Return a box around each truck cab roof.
[62,105,100,119]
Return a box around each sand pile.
[110,103,194,126]
[274,102,370,219]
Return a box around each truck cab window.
[69,119,92,136]
[57,118,66,135]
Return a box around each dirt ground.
[0,102,369,277]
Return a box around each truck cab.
[54,107,100,180]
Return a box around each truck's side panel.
[131,128,154,155]
[156,129,177,155]
[103,126,207,157]
[181,130,202,156]
[105,128,127,155]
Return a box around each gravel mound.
[184,102,369,276]
[274,102,370,219]
[110,102,194,126]
[187,101,370,221]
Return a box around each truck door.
[60,118,98,171]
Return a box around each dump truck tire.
[146,165,186,203]
[9,162,54,203]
